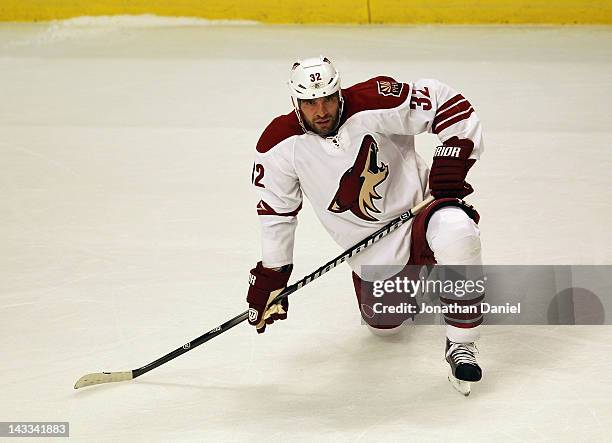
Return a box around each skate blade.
[448,369,471,396]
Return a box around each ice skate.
[445,339,482,396]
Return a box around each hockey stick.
[74,195,434,389]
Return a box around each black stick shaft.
[133,311,248,378]
[131,196,433,380]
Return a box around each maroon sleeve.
[341,76,411,121]
[256,112,303,154]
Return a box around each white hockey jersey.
[252,77,483,278]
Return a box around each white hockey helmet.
[288,55,341,100]
[288,56,343,132]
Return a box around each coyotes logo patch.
[328,135,389,222]
[377,80,403,97]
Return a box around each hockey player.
[246,56,484,395]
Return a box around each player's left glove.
[246,262,293,334]
[428,136,476,199]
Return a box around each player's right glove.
[246,262,293,334]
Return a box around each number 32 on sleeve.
[251,163,265,188]
[410,86,432,111]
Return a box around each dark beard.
[305,110,340,137]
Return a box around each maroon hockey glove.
[429,136,476,199]
[247,262,293,334]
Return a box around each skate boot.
[445,338,482,396]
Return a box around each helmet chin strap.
[291,97,308,133]
[330,94,345,135]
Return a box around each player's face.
[299,93,340,136]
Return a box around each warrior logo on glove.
[434,145,462,158]
[328,135,389,222]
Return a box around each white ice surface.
[1,20,612,441]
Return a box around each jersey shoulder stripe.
[256,112,303,154]
[341,76,411,121]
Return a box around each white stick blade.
[74,371,133,389]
